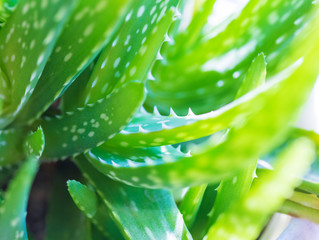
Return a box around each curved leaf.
[179,185,207,228]
[206,138,315,240]
[260,128,319,195]
[0,128,43,240]
[75,155,192,240]
[12,0,131,126]
[79,0,179,105]
[205,53,266,230]
[67,180,123,240]
[0,155,38,240]
[105,54,317,152]
[42,81,145,158]
[0,0,77,128]
[147,0,315,114]
[88,16,319,187]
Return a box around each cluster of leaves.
[1,0,319,239]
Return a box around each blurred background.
[210,0,319,239]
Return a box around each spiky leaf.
[75,156,192,240]
[42,81,145,158]
[79,0,179,105]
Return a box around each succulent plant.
[1,0,319,239]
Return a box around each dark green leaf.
[45,167,91,240]
[67,180,123,240]
[0,127,27,166]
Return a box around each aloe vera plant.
[1,0,319,239]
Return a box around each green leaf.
[89,15,319,188]
[75,155,192,240]
[260,128,319,195]
[79,0,179,105]
[0,0,77,128]
[23,127,44,157]
[103,53,267,149]
[147,0,315,114]
[67,180,98,218]
[104,43,317,151]
[0,155,38,240]
[41,81,145,159]
[0,128,43,240]
[179,185,207,228]
[12,0,131,126]
[235,52,266,98]
[67,180,123,240]
[88,144,195,188]
[206,138,315,240]
[166,0,217,57]
[189,185,218,240]
[205,53,266,229]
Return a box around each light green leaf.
[147,0,315,115]
[235,52,266,98]
[179,185,207,228]
[0,0,77,128]
[103,53,267,149]
[88,15,319,188]
[206,138,315,240]
[206,52,266,229]
[166,0,217,57]
[178,53,266,233]
[12,0,131,126]
[75,155,192,240]
[42,81,145,159]
[260,128,319,196]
